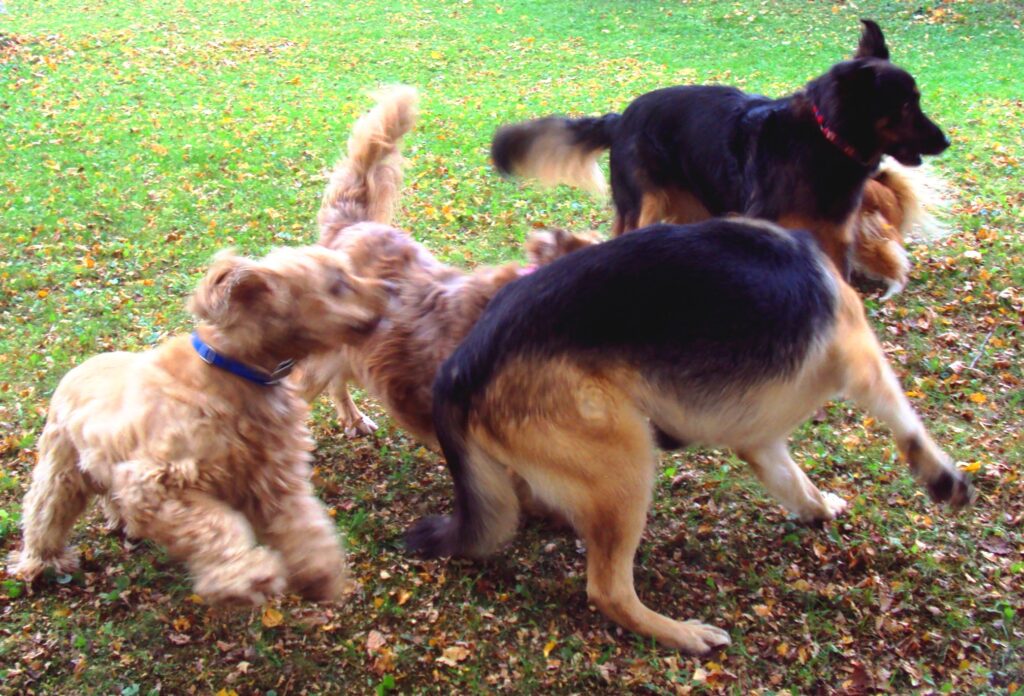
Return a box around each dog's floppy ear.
[189,250,272,322]
[855,19,890,61]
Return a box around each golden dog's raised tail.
[318,85,419,245]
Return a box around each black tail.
[490,114,619,194]
[405,361,519,559]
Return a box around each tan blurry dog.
[851,158,949,299]
[11,246,386,605]
[293,87,595,447]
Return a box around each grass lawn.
[1,0,1022,693]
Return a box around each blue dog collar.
[190,332,295,386]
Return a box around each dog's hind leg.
[737,441,847,525]
[407,443,521,559]
[10,424,91,579]
[835,285,974,508]
[518,407,731,654]
[114,462,286,605]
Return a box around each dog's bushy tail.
[405,359,518,560]
[491,114,619,195]
[317,85,418,245]
[851,158,952,299]
[873,158,951,241]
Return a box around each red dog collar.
[812,104,871,165]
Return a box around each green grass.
[2,0,1022,693]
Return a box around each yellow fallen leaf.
[396,589,412,606]
[261,606,284,628]
[961,461,982,473]
[969,392,987,404]
[543,639,557,658]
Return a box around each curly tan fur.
[318,85,419,243]
[295,88,596,445]
[11,246,387,605]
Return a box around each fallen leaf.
[366,629,386,655]
[261,607,284,628]
[543,639,557,658]
[436,645,470,667]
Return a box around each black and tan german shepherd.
[491,20,949,276]
[406,218,974,654]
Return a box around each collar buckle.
[267,359,296,384]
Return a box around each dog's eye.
[330,277,349,296]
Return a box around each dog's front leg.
[113,463,286,605]
[737,440,847,525]
[10,425,92,580]
[254,482,351,601]
[328,377,378,438]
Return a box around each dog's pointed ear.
[855,19,890,61]
[189,250,272,322]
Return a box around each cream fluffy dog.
[11,245,386,604]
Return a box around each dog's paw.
[196,548,287,606]
[285,541,353,602]
[292,568,355,602]
[800,492,848,529]
[8,546,80,581]
[404,515,459,559]
[667,619,732,655]
[928,469,976,510]
[822,491,848,518]
[342,413,378,439]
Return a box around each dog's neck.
[799,88,880,170]
[811,104,875,167]
[192,325,296,386]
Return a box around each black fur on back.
[440,219,837,418]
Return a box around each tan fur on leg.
[10,424,89,579]
[832,283,974,507]
[472,364,731,653]
[253,486,352,601]
[738,441,847,524]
